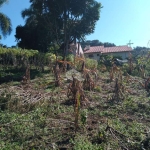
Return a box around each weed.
[83,72,95,91]
[70,135,103,150]
[110,77,125,103]
[94,86,102,92]
[80,109,88,126]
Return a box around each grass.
[0,66,150,149]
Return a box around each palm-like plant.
[0,0,12,37]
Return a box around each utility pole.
[147,40,150,49]
[127,40,133,47]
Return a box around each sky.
[0,0,150,48]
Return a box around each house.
[84,45,132,60]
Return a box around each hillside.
[0,65,150,149]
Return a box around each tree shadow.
[0,68,44,84]
[61,99,74,106]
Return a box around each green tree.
[43,0,102,57]
[15,0,63,52]
[0,0,12,37]
[15,24,52,52]
[81,40,116,48]
[15,0,102,55]
[104,42,116,47]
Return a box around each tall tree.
[15,0,102,54]
[15,0,52,52]
[43,0,102,57]
[0,0,12,37]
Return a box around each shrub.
[85,58,98,69]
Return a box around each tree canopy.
[81,39,116,48]
[15,0,102,53]
[0,0,12,38]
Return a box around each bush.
[66,54,74,63]
[85,58,98,69]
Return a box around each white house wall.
[84,51,130,61]
[102,52,130,59]
[84,52,101,61]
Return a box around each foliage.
[0,47,38,57]
[0,48,58,71]
[66,54,74,63]
[85,58,98,69]
[81,39,116,48]
[99,55,113,67]
[133,46,149,57]
[0,0,12,37]
[71,135,103,150]
[80,109,88,126]
[15,24,53,52]
[45,52,56,63]
[15,0,102,54]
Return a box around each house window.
[89,54,93,58]
[97,54,99,56]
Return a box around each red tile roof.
[84,46,104,53]
[84,45,132,54]
[102,45,132,53]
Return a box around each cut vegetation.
[0,48,150,150]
